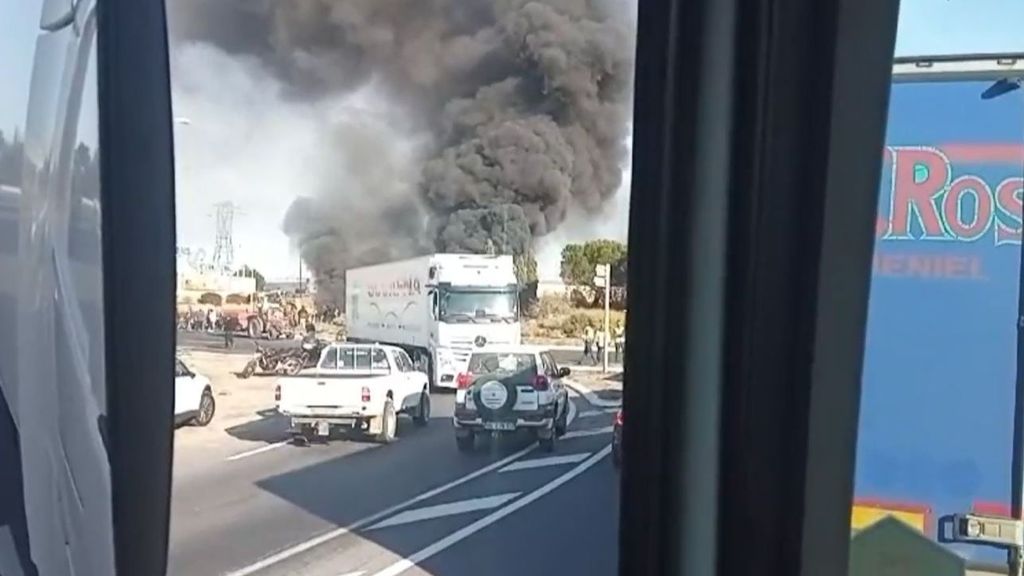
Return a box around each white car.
[275,343,430,444]
[174,357,215,427]
[453,346,571,453]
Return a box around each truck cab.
[346,254,523,390]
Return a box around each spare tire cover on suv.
[474,378,518,420]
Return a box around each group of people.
[581,320,625,365]
[178,307,223,332]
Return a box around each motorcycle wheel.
[240,360,257,379]
[284,357,303,375]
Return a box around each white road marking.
[576,410,604,418]
[0,527,25,576]
[227,378,584,575]
[561,426,614,440]
[566,396,577,426]
[604,407,620,413]
[224,443,538,576]
[225,440,289,461]
[371,445,613,576]
[336,572,365,576]
[563,379,621,408]
[499,453,591,473]
[368,493,520,530]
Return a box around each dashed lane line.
[370,445,614,576]
[498,453,592,473]
[225,440,290,461]
[223,444,537,576]
[367,493,521,531]
[225,388,583,575]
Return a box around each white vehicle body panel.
[455,346,570,430]
[345,254,523,389]
[173,358,210,419]
[277,344,428,419]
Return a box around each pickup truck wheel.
[193,389,216,427]
[455,432,474,452]
[414,393,431,427]
[376,400,397,444]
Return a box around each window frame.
[621,0,899,574]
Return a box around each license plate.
[317,421,330,436]
[483,421,515,431]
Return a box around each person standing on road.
[582,324,595,365]
[595,328,606,364]
[223,321,234,349]
[613,321,625,362]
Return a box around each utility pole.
[594,263,611,373]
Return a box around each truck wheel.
[247,318,262,339]
[376,400,397,444]
[414,392,431,427]
[455,431,475,453]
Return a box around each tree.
[513,249,539,313]
[513,250,538,287]
[560,239,627,288]
[234,265,266,292]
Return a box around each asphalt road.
[176,330,622,370]
[167,385,620,576]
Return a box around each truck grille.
[449,338,515,363]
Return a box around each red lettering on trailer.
[879,147,1023,246]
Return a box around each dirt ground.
[175,349,284,451]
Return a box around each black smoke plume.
[168,0,635,301]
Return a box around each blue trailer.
[855,54,1024,571]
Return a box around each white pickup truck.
[275,342,431,444]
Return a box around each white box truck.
[346,254,522,389]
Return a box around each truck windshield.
[439,289,518,323]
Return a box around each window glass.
[371,348,390,371]
[318,346,337,370]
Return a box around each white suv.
[453,346,571,452]
[174,358,215,427]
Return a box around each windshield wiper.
[443,313,474,323]
[477,312,515,324]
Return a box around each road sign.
[594,264,609,277]
[594,276,607,287]
[849,516,964,576]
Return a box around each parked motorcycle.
[238,343,291,379]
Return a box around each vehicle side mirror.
[429,290,439,320]
[558,367,571,378]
